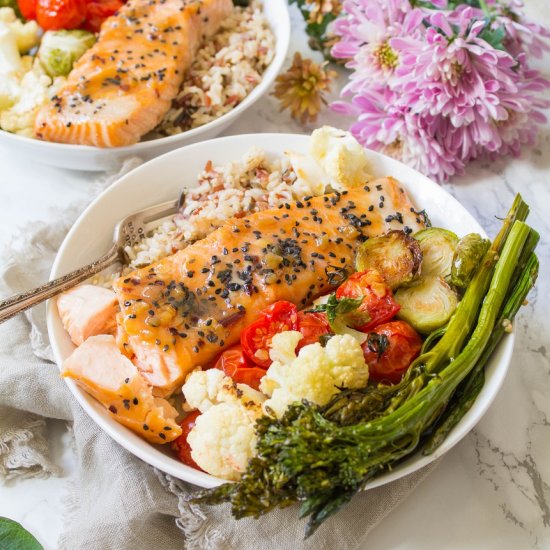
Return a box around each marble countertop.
[1,3,550,549]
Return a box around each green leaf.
[0,518,43,550]
[446,0,483,8]
[288,0,339,62]
[479,24,506,50]
[309,295,364,327]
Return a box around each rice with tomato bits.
[153,0,275,136]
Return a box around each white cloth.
[0,162,437,549]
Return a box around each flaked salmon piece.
[113,177,426,395]
[115,309,186,395]
[130,335,182,397]
[57,284,118,346]
[62,335,182,443]
[34,0,233,147]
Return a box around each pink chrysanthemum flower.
[335,87,461,182]
[332,0,424,90]
[330,0,550,183]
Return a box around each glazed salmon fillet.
[113,177,427,395]
[34,0,233,147]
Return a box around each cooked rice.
[124,148,294,268]
[153,1,275,136]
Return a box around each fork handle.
[0,244,120,325]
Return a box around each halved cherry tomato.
[361,321,422,384]
[213,345,266,391]
[37,0,86,31]
[241,301,298,367]
[297,311,331,349]
[171,410,202,470]
[336,269,400,332]
[18,0,37,20]
[84,0,124,32]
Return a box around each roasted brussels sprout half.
[38,30,96,77]
[414,228,458,280]
[355,230,422,289]
[395,275,458,334]
[451,233,490,289]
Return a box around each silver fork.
[0,194,185,324]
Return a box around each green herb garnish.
[309,294,365,330]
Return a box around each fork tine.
[139,199,180,225]
[120,190,185,225]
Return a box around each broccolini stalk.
[423,250,539,454]
[194,218,536,537]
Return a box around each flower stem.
[478,0,491,17]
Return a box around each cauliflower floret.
[187,402,257,481]
[0,8,40,53]
[0,58,65,136]
[267,330,303,365]
[310,126,372,190]
[182,368,266,480]
[182,368,265,419]
[260,332,369,418]
[285,150,331,198]
[182,368,227,412]
[0,74,19,110]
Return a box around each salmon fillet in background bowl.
[0,0,290,171]
[46,132,514,489]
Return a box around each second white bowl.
[0,0,290,172]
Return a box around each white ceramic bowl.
[0,1,290,172]
[47,133,515,489]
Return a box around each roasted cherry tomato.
[336,269,400,332]
[84,0,124,32]
[171,410,202,470]
[241,301,298,367]
[361,321,422,384]
[213,345,267,391]
[297,311,331,349]
[37,0,86,31]
[18,0,37,20]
